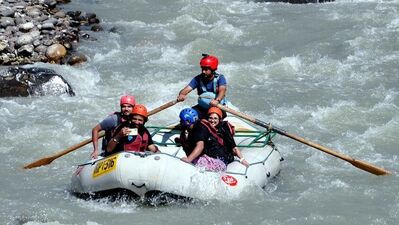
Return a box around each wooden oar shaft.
[217,104,390,176]
[23,100,178,169]
[23,131,105,169]
[148,100,177,116]
[272,130,389,176]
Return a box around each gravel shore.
[0,0,102,65]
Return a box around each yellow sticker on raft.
[92,155,118,178]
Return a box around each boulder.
[45,43,67,62]
[65,52,87,66]
[0,66,75,97]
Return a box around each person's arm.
[216,85,226,101]
[177,85,193,102]
[232,147,249,167]
[92,115,119,158]
[91,124,102,159]
[148,144,160,153]
[106,134,120,153]
[211,85,226,106]
[106,127,128,153]
[181,141,204,163]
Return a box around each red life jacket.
[123,132,149,152]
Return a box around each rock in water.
[0,67,75,97]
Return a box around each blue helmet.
[179,108,199,127]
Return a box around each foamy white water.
[1,0,398,224]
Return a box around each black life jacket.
[179,122,201,156]
[179,129,190,154]
[200,119,234,164]
[216,121,236,151]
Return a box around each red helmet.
[208,107,223,119]
[132,104,148,119]
[120,95,136,106]
[200,54,218,71]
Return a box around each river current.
[1,0,398,224]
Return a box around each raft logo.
[92,155,118,178]
[221,175,238,186]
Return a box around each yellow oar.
[217,104,390,176]
[23,100,178,169]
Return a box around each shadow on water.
[70,188,199,207]
[12,217,47,225]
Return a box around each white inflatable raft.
[70,115,283,201]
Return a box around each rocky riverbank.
[0,0,102,66]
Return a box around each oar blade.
[350,159,390,176]
[23,156,55,169]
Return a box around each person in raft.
[176,54,227,119]
[90,95,136,159]
[206,107,249,167]
[178,107,248,172]
[106,104,160,154]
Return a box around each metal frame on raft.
[146,126,277,148]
